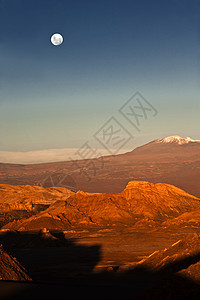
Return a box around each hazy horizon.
[1,134,199,164]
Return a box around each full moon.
[51,33,63,46]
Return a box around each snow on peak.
[156,136,200,145]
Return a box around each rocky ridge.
[0,244,31,281]
[2,181,200,231]
[0,184,74,227]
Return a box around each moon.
[51,33,63,46]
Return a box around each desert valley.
[0,136,200,299]
[2,0,200,298]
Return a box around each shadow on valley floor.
[0,230,101,283]
[0,231,200,300]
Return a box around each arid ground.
[1,227,200,300]
[1,138,200,299]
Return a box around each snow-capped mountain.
[156,135,200,145]
[0,135,200,198]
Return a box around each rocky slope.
[0,244,31,281]
[134,233,200,272]
[2,181,200,231]
[0,184,74,227]
[133,234,200,299]
[163,208,200,228]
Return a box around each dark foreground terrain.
[1,227,200,300]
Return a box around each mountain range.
[0,135,200,197]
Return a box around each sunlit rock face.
[2,181,200,231]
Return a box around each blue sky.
[0,0,200,162]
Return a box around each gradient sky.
[0,0,200,162]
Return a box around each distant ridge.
[0,135,200,197]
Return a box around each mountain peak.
[155,135,200,145]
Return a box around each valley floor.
[1,227,200,300]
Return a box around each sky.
[0,0,200,163]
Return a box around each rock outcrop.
[134,234,200,272]
[2,181,200,231]
[0,244,31,281]
[163,208,200,228]
[0,184,74,227]
[133,234,200,299]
